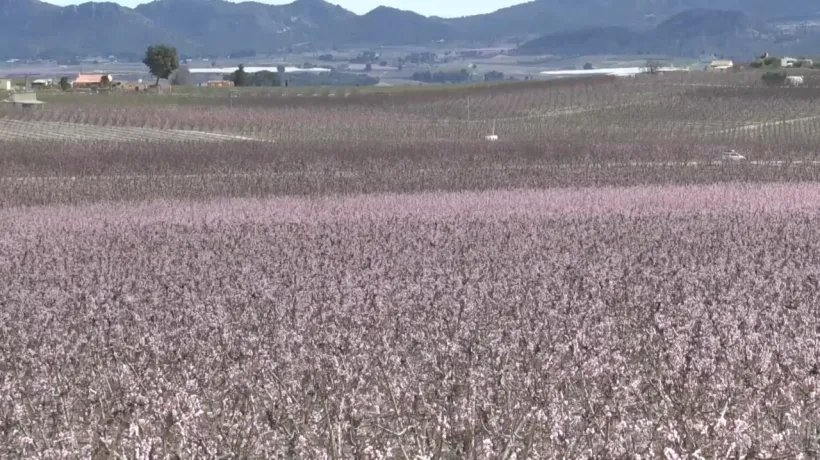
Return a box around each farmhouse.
[73,73,112,88]
[2,92,45,109]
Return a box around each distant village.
[1,48,818,96]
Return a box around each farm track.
[0,119,265,142]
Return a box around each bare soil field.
[3,75,820,458]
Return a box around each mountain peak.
[0,0,58,11]
[1,0,819,59]
[367,6,412,14]
[286,0,347,12]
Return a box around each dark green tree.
[483,70,504,81]
[142,45,179,86]
[249,71,280,87]
[762,71,787,86]
[226,70,280,87]
[229,64,249,87]
[58,77,71,91]
[171,66,192,86]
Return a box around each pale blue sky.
[43,0,527,18]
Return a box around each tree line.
[143,45,280,87]
[142,44,378,88]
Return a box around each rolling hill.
[514,9,800,57]
[0,0,819,58]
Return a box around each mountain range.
[1,0,820,59]
[514,9,778,57]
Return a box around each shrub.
[761,71,787,86]
[763,56,780,68]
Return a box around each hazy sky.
[43,0,526,18]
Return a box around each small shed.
[32,79,53,89]
[118,80,148,91]
[3,92,46,109]
[0,79,11,91]
[708,60,734,71]
[786,75,804,86]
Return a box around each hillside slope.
[0,0,819,58]
[515,9,786,57]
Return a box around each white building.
[32,79,52,88]
[782,57,812,67]
[539,66,689,78]
[708,60,734,71]
[786,75,804,86]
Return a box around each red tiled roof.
[75,74,109,84]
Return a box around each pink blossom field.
[5,182,820,228]
[2,183,820,458]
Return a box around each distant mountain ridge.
[1,0,819,58]
[515,9,776,57]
